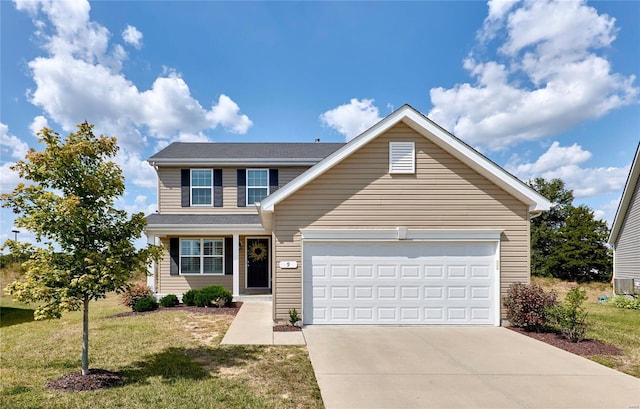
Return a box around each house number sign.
[279,261,298,269]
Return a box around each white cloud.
[116,151,157,189]
[508,142,630,199]
[29,115,49,136]
[122,25,143,49]
[206,94,253,134]
[320,98,382,141]
[0,123,30,160]
[116,194,157,217]
[0,123,28,193]
[17,0,252,155]
[593,198,620,225]
[429,0,638,151]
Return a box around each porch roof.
[145,213,266,235]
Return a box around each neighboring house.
[608,143,640,295]
[145,105,551,325]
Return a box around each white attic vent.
[389,142,415,174]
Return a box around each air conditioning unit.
[614,278,639,295]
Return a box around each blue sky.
[1,0,639,248]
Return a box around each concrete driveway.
[303,326,640,409]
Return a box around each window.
[191,169,212,206]
[180,238,224,275]
[246,169,269,205]
[389,142,415,174]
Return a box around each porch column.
[233,233,240,297]
[146,234,156,292]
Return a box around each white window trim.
[246,168,270,207]
[179,238,225,275]
[389,141,415,174]
[191,169,213,207]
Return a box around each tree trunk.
[81,296,89,375]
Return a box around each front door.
[247,238,269,288]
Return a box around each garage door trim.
[301,228,501,326]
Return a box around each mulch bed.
[46,369,124,392]
[107,302,242,318]
[507,327,622,356]
[273,325,302,332]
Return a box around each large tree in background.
[528,178,612,282]
[1,123,162,376]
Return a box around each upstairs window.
[180,238,224,275]
[191,169,212,205]
[247,169,269,205]
[389,142,415,174]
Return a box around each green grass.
[533,277,640,378]
[0,294,323,408]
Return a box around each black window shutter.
[213,169,223,207]
[180,169,190,207]
[269,169,279,193]
[237,169,246,207]
[224,237,233,275]
[170,238,179,276]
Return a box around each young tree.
[528,178,612,282]
[1,123,161,376]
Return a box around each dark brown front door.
[247,238,269,288]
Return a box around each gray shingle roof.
[146,214,261,226]
[148,142,345,164]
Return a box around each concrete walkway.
[304,326,640,409]
[221,301,305,345]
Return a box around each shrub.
[550,287,589,342]
[288,308,301,326]
[610,295,640,310]
[194,291,211,307]
[182,289,199,306]
[159,294,179,308]
[504,283,557,332]
[133,296,158,312]
[199,285,233,308]
[121,284,152,310]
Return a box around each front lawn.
[0,294,323,408]
[533,277,640,377]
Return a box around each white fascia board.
[300,228,503,241]
[147,158,321,167]
[400,111,551,212]
[608,143,640,245]
[261,107,410,211]
[145,224,268,236]
[261,104,551,212]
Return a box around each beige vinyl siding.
[158,167,308,213]
[614,177,640,280]
[157,236,246,296]
[272,122,531,320]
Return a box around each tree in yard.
[528,178,612,282]
[1,122,162,376]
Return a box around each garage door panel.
[330,265,350,278]
[303,241,497,325]
[401,265,420,278]
[354,265,374,278]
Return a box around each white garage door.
[303,241,498,325]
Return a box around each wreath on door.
[248,241,267,262]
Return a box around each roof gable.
[608,143,640,245]
[259,104,551,213]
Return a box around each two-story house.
[145,105,551,325]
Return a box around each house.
[608,143,640,295]
[145,104,551,325]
